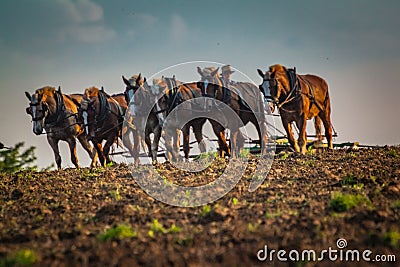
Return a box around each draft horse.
[197,67,268,158]
[161,76,231,160]
[257,64,333,154]
[122,74,163,162]
[25,86,98,168]
[76,86,135,166]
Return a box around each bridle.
[29,101,48,122]
[29,90,66,126]
[265,70,302,111]
[81,90,123,134]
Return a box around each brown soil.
[0,147,399,266]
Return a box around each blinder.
[29,101,48,121]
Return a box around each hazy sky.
[1,0,399,167]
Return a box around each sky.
[1,0,399,168]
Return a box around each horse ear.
[122,75,130,86]
[197,66,204,77]
[257,69,265,78]
[143,77,147,83]
[25,91,32,101]
[57,86,62,94]
[137,73,142,83]
[211,67,219,77]
[101,86,104,92]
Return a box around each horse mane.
[202,66,219,77]
[35,86,56,96]
[269,64,287,73]
[84,86,100,97]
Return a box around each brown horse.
[76,86,135,166]
[25,86,98,169]
[197,66,268,158]
[122,74,164,162]
[257,64,333,153]
[161,76,231,160]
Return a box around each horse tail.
[322,79,330,109]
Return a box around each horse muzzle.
[33,125,43,135]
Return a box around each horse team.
[25,64,334,169]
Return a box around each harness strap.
[298,76,324,112]
[45,91,66,127]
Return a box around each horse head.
[151,76,181,126]
[122,73,144,105]
[197,66,221,98]
[80,87,102,137]
[25,86,60,135]
[258,64,291,108]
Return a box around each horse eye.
[26,107,32,114]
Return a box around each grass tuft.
[330,192,372,212]
[98,224,137,242]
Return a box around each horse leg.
[230,129,240,158]
[93,141,106,167]
[47,136,62,169]
[209,119,229,157]
[320,111,333,149]
[151,128,162,162]
[163,129,174,162]
[133,131,141,165]
[122,127,137,164]
[77,134,98,168]
[295,116,307,154]
[282,119,299,152]
[253,118,268,155]
[103,135,116,166]
[182,124,190,160]
[145,128,152,158]
[193,120,206,153]
[260,122,268,155]
[66,137,79,168]
[314,116,322,151]
[314,116,323,146]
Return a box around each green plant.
[330,193,372,212]
[232,197,239,205]
[265,210,282,219]
[150,219,167,233]
[341,174,358,185]
[1,249,37,266]
[98,224,137,242]
[306,145,314,155]
[346,152,356,159]
[279,151,289,160]
[239,148,250,158]
[148,219,181,236]
[247,223,259,232]
[383,230,400,247]
[0,142,37,173]
[387,149,398,158]
[110,187,122,201]
[200,205,211,217]
[390,200,400,209]
[193,151,216,160]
